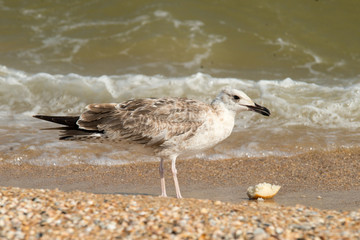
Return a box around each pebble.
[0,186,359,239]
[253,227,268,240]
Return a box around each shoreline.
[0,147,359,211]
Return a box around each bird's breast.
[170,110,235,154]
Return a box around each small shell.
[247,183,281,199]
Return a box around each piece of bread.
[247,183,281,199]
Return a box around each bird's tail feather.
[33,115,80,128]
[33,115,104,140]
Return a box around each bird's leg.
[159,158,167,197]
[171,156,183,199]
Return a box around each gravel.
[0,186,359,239]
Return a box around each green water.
[1,0,359,83]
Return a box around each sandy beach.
[0,147,359,238]
[1,0,360,238]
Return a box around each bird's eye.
[233,95,240,100]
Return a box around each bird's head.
[213,87,270,116]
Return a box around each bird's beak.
[246,103,271,116]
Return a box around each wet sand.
[1,147,359,211]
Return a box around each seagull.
[33,87,270,198]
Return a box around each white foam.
[153,10,169,18]
[1,66,359,131]
[257,78,360,129]
[1,66,360,165]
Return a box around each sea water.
[0,0,359,165]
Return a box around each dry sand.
[0,147,359,238]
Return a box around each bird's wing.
[76,98,210,147]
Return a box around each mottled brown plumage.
[33,88,270,198]
[72,98,209,150]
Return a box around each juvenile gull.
[33,88,270,198]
